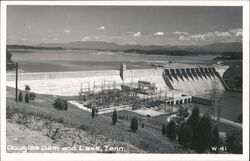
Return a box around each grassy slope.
[6,121,60,153]
[6,87,184,153]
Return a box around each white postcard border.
[1,1,249,161]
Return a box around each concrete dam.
[164,67,226,95]
[6,64,228,97]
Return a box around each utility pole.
[169,92,174,120]
[15,63,18,102]
[103,81,105,91]
[113,80,115,89]
[217,99,222,121]
[164,92,167,113]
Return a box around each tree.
[6,49,12,63]
[210,126,220,153]
[6,49,15,70]
[178,123,193,149]
[187,106,200,131]
[53,97,68,111]
[112,110,117,125]
[167,121,176,141]
[237,113,242,123]
[187,106,200,148]
[25,92,30,103]
[130,116,138,132]
[18,92,23,102]
[161,124,167,136]
[91,107,96,118]
[194,115,212,153]
[225,129,242,154]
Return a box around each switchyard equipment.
[76,80,177,112]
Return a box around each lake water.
[10,49,218,72]
[220,91,242,121]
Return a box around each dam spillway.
[163,67,226,95]
[6,64,228,96]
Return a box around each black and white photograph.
[1,1,249,161]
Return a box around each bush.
[194,115,212,153]
[210,126,220,153]
[18,92,23,102]
[225,129,242,154]
[130,116,138,132]
[138,140,150,151]
[112,110,117,125]
[161,124,167,136]
[6,105,13,119]
[79,124,90,131]
[178,106,189,118]
[25,92,30,103]
[91,107,95,118]
[178,123,193,149]
[25,85,31,91]
[53,97,68,111]
[30,92,36,100]
[167,121,176,141]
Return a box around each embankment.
[6,111,145,153]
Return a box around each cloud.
[154,32,165,36]
[178,35,189,41]
[132,32,141,37]
[177,28,242,43]
[173,31,189,35]
[98,26,105,30]
[81,36,100,41]
[64,29,71,33]
[127,31,142,37]
[229,28,242,37]
[81,36,91,41]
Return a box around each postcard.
[1,1,249,161]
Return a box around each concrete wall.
[166,95,192,105]
[7,70,123,96]
[7,68,169,96]
[6,65,228,97]
[7,76,123,96]
[7,70,120,81]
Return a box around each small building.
[138,80,157,95]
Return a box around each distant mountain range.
[7,41,242,53]
[181,42,242,52]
